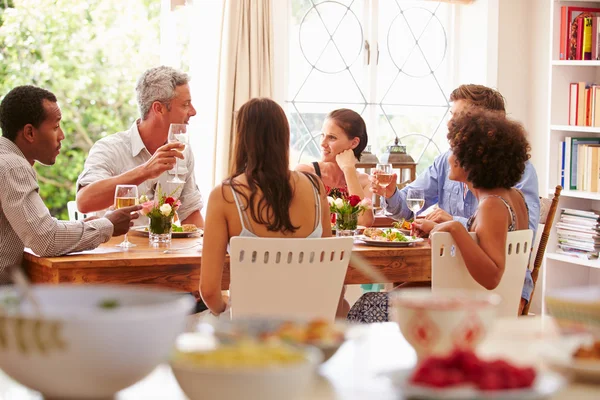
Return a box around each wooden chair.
[67,201,90,221]
[431,230,533,318]
[228,237,354,321]
[522,185,562,316]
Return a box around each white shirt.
[0,137,113,283]
[77,121,203,226]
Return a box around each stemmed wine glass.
[406,188,425,217]
[114,184,138,248]
[374,163,393,216]
[167,123,188,184]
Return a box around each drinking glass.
[114,184,138,248]
[406,188,425,217]
[167,123,188,184]
[374,163,393,216]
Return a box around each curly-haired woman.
[411,107,531,290]
[347,107,531,323]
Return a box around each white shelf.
[546,253,600,269]
[549,188,600,200]
[550,125,600,133]
[552,60,600,66]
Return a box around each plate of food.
[541,335,600,382]
[356,228,423,247]
[393,218,413,235]
[131,224,203,238]
[384,349,566,399]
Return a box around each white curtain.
[212,0,274,184]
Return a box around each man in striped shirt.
[0,85,141,284]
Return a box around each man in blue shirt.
[372,84,540,312]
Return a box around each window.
[285,0,454,174]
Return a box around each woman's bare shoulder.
[294,163,316,173]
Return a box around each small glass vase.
[148,215,172,245]
[335,212,358,237]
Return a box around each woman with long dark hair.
[200,98,332,315]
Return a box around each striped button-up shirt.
[76,121,203,226]
[0,137,114,284]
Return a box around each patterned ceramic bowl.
[545,286,600,337]
[0,284,194,399]
[389,288,500,359]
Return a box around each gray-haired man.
[76,66,204,227]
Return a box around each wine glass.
[167,123,188,184]
[406,188,425,217]
[374,163,393,216]
[114,184,138,248]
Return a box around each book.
[569,83,578,125]
[570,137,600,189]
[559,141,565,188]
[564,137,572,190]
[560,6,568,59]
[577,16,584,60]
[577,82,586,126]
[583,17,593,60]
[564,7,600,59]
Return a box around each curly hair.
[447,108,530,189]
[326,109,368,160]
[0,85,57,141]
[449,84,506,114]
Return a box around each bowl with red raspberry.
[389,288,501,359]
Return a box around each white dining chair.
[67,201,90,221]
[431,230,533,318]
[228,236,354,321]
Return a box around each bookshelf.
[543,0,600,311]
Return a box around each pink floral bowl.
[389,289,500,359]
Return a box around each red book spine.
[577,16,585,60]
[561,6,568,59]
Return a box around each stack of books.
[556,208,600,260]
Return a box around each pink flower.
[173,199,182,210]
[140,201,154,216]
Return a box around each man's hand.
[425,208,453,223]
[141,142,185,180]
[104,205,142,237]
[369,171,398,198]
[335,149,357,170]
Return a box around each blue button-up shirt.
[385,150,540,302]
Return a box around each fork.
[163,242,203,254]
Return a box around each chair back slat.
[431,230,533,318]
[229,236,354,321]
[522,185,562,315]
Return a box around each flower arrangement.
[328,194,370,234]
[139,185,181,241]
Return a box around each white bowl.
[389,288,500,359]
[0,284,194,399]
[171,333,322,400]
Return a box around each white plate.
[131,226,203,238]
[355,235,424,247]
[539,334,600,382]
[382,368,566,400]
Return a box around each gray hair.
[136,66,190,120]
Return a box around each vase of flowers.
[140,186,181,245]
[328,194,370,237]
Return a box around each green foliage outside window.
[0,0,160,219]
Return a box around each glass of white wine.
[406,188,425,217]
[375,163,393,216]
[167,123,188,184]
[114,184,138,248]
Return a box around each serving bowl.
[171,333,322,400]
[389,288,500,359]
[0,284,194,399]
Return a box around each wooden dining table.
[23,233,431,292]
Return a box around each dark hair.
[447,108,530,189]
[226,98,303,233]
[326,109,368,160]
[449,84,506,114]
[0,85,58,141]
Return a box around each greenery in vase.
[328,194,370,230]
[140,185,181,234]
